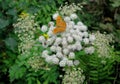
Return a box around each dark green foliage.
[87,50,115,84]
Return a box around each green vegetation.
[0,0,120,84]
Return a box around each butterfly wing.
[53,16,66,34]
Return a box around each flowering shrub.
[8,2,119,84]
[39,12,95,67]
[13,12,39,53]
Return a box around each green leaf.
[4,37,17,52]
[37,79,41,84]
[111,0,120,7]
[9,65,26,82]
[0,18,9,29]
[6,8,17,16]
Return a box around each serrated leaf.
[9,65,26,82]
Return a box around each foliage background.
[0,0,120,84]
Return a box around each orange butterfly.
[53,16,66,34]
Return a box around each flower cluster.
[28,56,50,71]
[13,12,39,53]
[59,2,83,16]
[62,67,85,84]
[93,31,114,59]
[39,13,95,67]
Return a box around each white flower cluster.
[28,56,50,71]
[39,13,95,67]
[59,2,83,16]
[93,31,114,59]
[62,67,85,84]
[13,14,39,53]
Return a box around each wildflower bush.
[0,0,120,84]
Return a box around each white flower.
[53,13,59,20]
[70,13,77,20]
[62,40,68,46]
[47,38,54,45]
[50,46,56,52]
[52,57,59,64]
[89,34,95,42]
[65,33,71,37]
[72,34,77,39]
[56,52,63,58]
[56,46,62,52]
[77,21,83,26]
[74,25,79,29]
[77,36,82,42]
[38,36,45,42]
[49,26,54,31]
[64,16,71,22]
[47,31,54,37]
[74,35,82,42]
[69,52,75,59]
[74,60,80,65]
[48,21,54,26]
[67,36,73,43]
[45,56,52,63]
[42,50,49,54]
[67,45,72,50]
[83,38,89,44]
[63,49,69,55]
[67,60,73,66]
[84,46,95,54]
[80,25,88,31]
[75,42,82,50]
[69,21,75,27]
[59,60,66,67]
[42,52,48,58]
[78,32,84,37]
[63,57,68,61]
[41,25,48,32]
[55,37,62,43]
[83,31,89,37]
[70,29,75,34]
[71,44,76,50]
